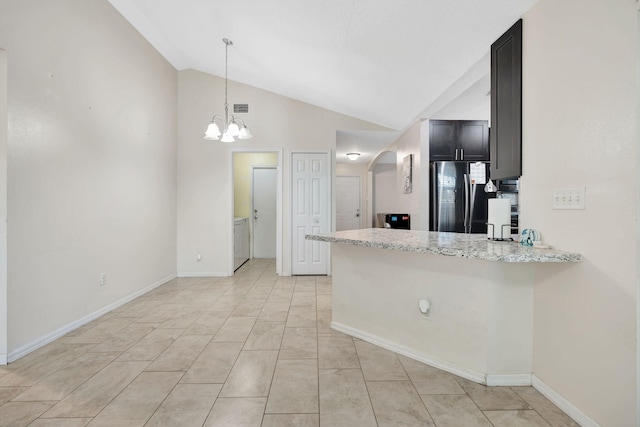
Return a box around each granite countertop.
[306,228,582,263]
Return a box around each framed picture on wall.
[403,154,413,194]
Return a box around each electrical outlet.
[100,273,107,287]
[553,187,585,210]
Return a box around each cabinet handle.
[455,148,459,160]
[461,149,464,160]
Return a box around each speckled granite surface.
[306,228,581,263]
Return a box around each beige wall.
[177,69,386,276]
[522,0,637,425]
[0,0,178,355]
[393,121,423,228]
[233,152,278,219]
[372,163,397,225]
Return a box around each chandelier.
[204,38,252,142]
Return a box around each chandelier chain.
[224,39,230,124]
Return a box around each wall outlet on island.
[99,273,107,287]
[418,299,431,319]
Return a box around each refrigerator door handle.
[463,174,469,233]
[469,181,476,233]
[431,164,437,231]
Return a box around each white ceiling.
[108,0,536,161]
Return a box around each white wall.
[372,163,397,226]
[393,121,423,228]
[0,0,178,355]
[177,69,385,277]
[522,0,637,425]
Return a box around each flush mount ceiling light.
[204,38,252,142]
[346,153,360,161]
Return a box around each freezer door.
[430,162,467,233]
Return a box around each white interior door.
[336,176,361,231]
[291,152,329,275]
[252,167,277,259]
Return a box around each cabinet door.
[458,120,489,161]
[490,19,522,179]
[429,120,456,161]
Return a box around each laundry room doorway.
[231,150,282,275]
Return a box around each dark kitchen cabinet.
[429,120,489,161]
[490,19,522,179]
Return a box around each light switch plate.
[553,187,585,210]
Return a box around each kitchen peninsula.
[307,228,581,386]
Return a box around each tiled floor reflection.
[0,259,580,426]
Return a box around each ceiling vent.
[233,104,249,114]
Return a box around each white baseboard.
[7,273,176,363]
[177,272,229,278]
[532,375,601,427]
[486,373,532,386]
[331,321,534,387]
[331,321,489,385]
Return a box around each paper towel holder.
[487,223,513,241]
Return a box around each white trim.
[532,375,601,427]
[486,374,531,387]
[332,321,534,388]
[177,271,228,278]
[331,321,488,385]
[8,273,175,363]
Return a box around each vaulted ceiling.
[108,0,537,161]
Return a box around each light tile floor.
[0,259,580,427]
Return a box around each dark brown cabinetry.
[429,120,489,161]
[490,19,522,179]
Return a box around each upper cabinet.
[429,120,489,162]
[490,19,523,179]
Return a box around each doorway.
[252,166,277,258]
[231,150,282,275]
[336,176,361,231]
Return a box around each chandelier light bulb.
[227,121,240,136]
[238,125,252,140]
[204,122,221,140]
[221,132,235,143]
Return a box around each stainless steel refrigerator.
[429,161,493,234]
